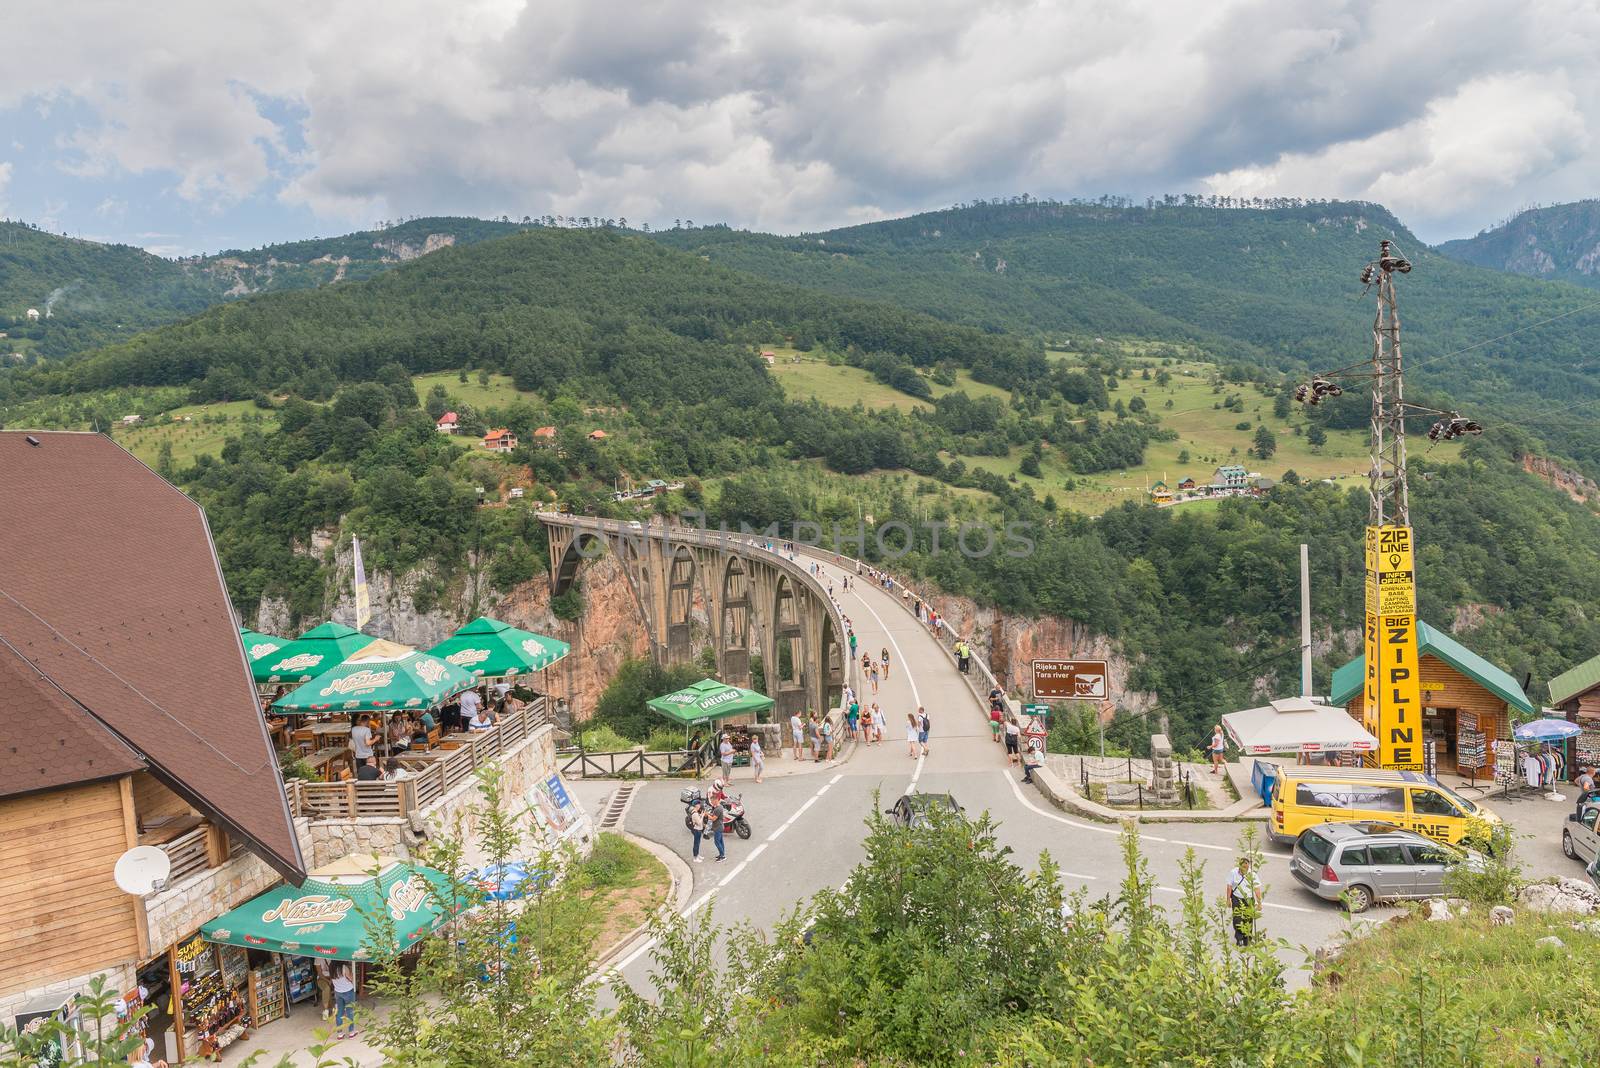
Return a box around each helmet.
[713,778,726,791]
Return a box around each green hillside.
[0,217,530,362]
[656,201,1600,472]
[1438,199,1600,289]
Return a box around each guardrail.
[286,698,549,820]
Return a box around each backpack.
[920,712,931,733]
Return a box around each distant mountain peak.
[1437,200,1600,288]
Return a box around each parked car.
[885,792,962,829]
[1562,802,1600,868]
[1290,821,1472,913]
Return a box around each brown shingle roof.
[0,633,142,794]
[0,432,305,881]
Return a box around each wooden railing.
[159,826,213,884]
[560,740,710,779]
[286,698,549,821]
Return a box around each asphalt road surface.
[600,553,1391,993]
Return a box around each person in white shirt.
[332,965,358,1038]
[492,680,512,706]
[467,707,495,732]
[458,688,482,724]
[349,715,374,762]
[790,712,804,760]
[719,733,735,780]
[749,735,764,783]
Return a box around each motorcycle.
[681,787,752,840]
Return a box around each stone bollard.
[1151,733,1178,805]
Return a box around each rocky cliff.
[1438,200,1600,289]
[252,533,648,716]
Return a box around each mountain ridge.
[1437,199,1600,289]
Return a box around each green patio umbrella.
[254,621,373,685]
[201,855,466,961]
[426,616,571,678]
[273,639,476,714]
[241,628,288,666]
[646,678,774,727]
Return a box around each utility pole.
[1365,239,1412,528]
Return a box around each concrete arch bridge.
[537,514,855,717]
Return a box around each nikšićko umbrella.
[426,616,570,678]
[646,678,774,727]
[273,639,475,714]
[241,628,289,666]
[202,855,465,961]
[254,621,372,684]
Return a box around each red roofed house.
[0,431,306,1057]
[482,428,518,452]
[760,351,776,366]
[532,425,558,446]
[435,410,459,434]
[588,429,608,441]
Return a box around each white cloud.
[9,0,1600,243]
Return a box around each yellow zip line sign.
[1364,525,1423,771]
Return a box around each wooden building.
[1328,620,1534,777]
[1548,654,1600,771]
[0,432,305,1054]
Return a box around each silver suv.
[1290,821,1463,913]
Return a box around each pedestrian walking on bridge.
[880,646,891,680]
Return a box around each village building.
[1149,480,1172,504]
[588,429,608,441]
[760,351,776,366]
[532,425,557,445]
[119,413,142,426]
[0,432,305,1056]
[1548,655,1600,771]
[1328,620,1534,778]
[1211,464,1250,491]
[1177,476,1197,491]
[482,428,517,452]
[435,410,459,433]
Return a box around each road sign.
[1023,704,1050,717]
[1031,659,1108,700]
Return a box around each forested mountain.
[0,217,527,360]
[656,201,1600,472]
[6,205,1600,749]
[1438,200,1600,289]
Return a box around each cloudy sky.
[4,0,1598,256]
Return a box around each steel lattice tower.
[1367,240,1412,528]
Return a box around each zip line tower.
[1365,240,1411,528]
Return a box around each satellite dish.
[114,846,172,896]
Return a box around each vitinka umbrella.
[254,621,372,685]
[646,678,775,727]
[426,616,571,678]
[273,639,475,714]
[240,628,289,667]
[202,855,464,961]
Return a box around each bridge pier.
[542,515,854,717]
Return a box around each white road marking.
[844,583,922,707]
[1153,886,1318,914]
[720,860,749,886]
[608,935,657,974]
[909,753,925,788]
[685,891,713,916]
[767,823,789,842]
[830,773,844,785]
[746,843,768,862]
[1001,770,1233,852]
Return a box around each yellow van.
[1269,766,1501,846]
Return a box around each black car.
[886,792,963,828]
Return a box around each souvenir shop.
[1330,622,1535,782]
[129,932,322,1063]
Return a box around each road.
[598,553,1389,991]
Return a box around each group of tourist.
[788,709,839,762]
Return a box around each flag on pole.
[352,536,370,631]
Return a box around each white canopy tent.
[1222,696,1378,755]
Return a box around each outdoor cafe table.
[303,746,351,781]
[434,731,478,750]
[310,721,353,738]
